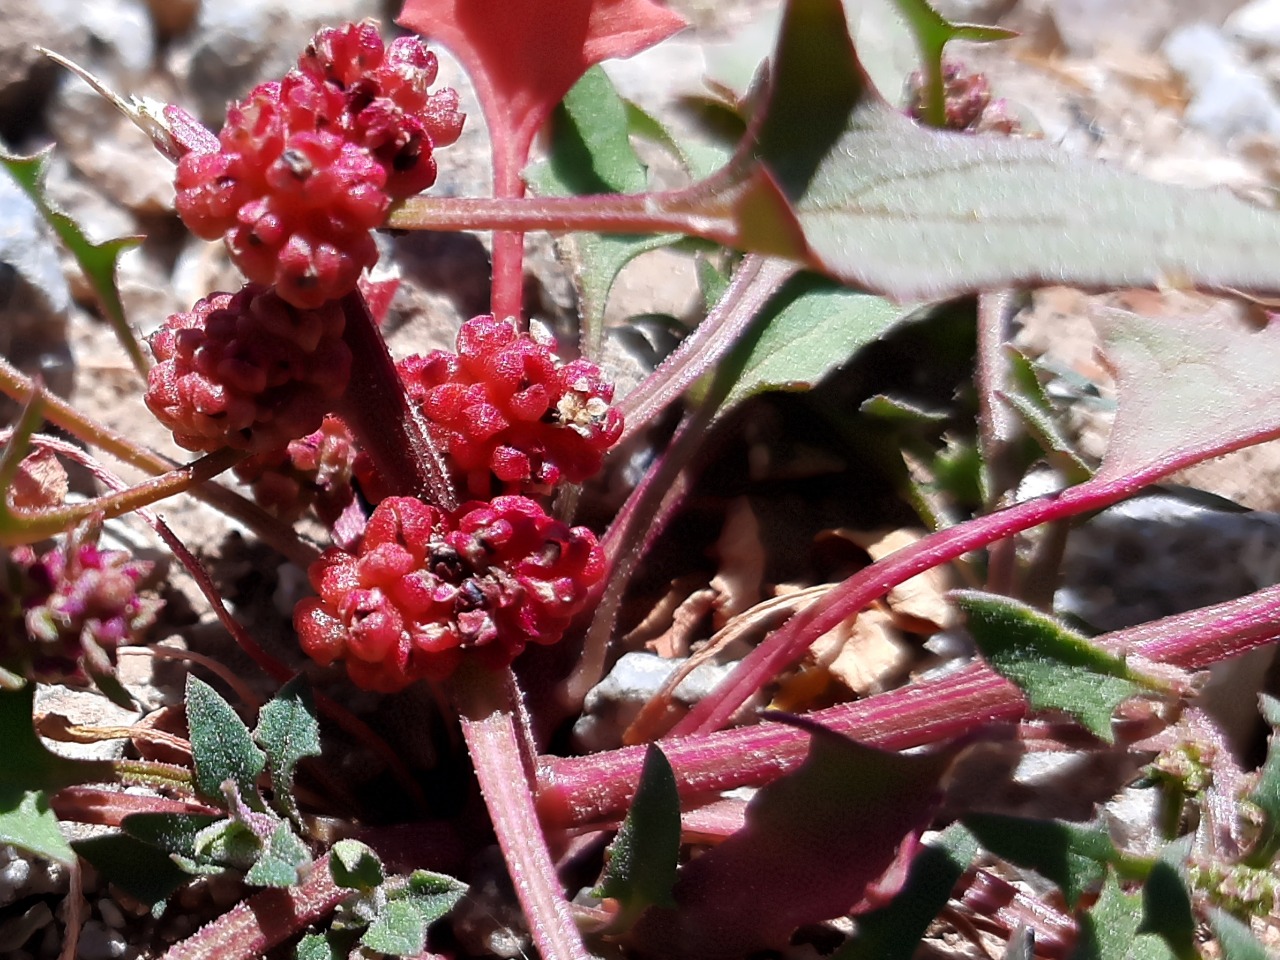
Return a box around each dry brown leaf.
[709,496,765,628]
[830,528,957,630]
[809,606,911,697]
[10,448,69,512]
[643,588,716,660]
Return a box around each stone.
[1163,22,1280,142]
[1226,0,1280,49]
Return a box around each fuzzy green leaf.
[740,0,1280,302]
[0,788,73,866]
[361,871,468,955]
[833,824,977,960]
[1074,872,1176,960]
[244,821,311,887]
[1243,695,1280,867]
[72,832,191,905]
[955,591,1151,741]
[963,813,1117,908]
[716,274,907,413]
[1209,909,1271,960]
[122,812,223,860]
[295,933,341,960]
[0,149,146,377]
[598,743,680,928]
[330,839,384,891]
[254,676,321,824]
[186,675,265,805]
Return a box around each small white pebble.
[96,898,126,930]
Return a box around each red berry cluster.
[145,284,351,454]
[399,316,624,498]
[294,496,606,691]
[3,522,161,687]
[175,20,463,308]
[907,61,1020,135]
[235,415,359,526]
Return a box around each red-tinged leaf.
[735,0,1280,302]
[1094,306,1280,482]
[398,0,686,318]
[398,0,685,190]
[630,718,956,959]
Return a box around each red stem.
[455,667,590,960]
[538,580,1280,829]
[161,853,345,960]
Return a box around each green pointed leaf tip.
[954,590,1149,741]
[742,0,1280,301]
[833,824,977,960]
[330,839,385,890]
[599,743,680,920]
[361,872,467,956]
[962,813,1117,908]
[717,275,908,413]
[185,675,265,803]
[254,676,321,822]
[1139,860,1196,960]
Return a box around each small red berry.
[145,284,351,454]
[236,415,360,526]
[175,21,463,308]
[294,495,606,691]
[398,317,624,498]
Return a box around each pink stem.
[456,667,590,960]
[488,126,534,324]
[161,854,344,960]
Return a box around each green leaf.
[528,66,677,360]
[123,812,224,861]
[253,676,321,824]
[243,821,311,887]
[0,685,101,792]
[963,813,1117,908]
[0,787,73,866]
[1209,909,1271,960]
[361,871,468,956]
[1139,860,1196,960]
[598,743,680,929]
[295,933,341,960]
[955,590,1153,741]
[1244,695,1280,867]
[1001,348,1093,486]
[0,149,146,378]
[73,832,191,905]
[715,274,908,413]
[185,675,266,805]
[192,817,262,871]
[329,839,384,891]
[739,0,1280,302]
[1073,871,1175,960]
[833,824,977,960]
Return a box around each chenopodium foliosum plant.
[11,0,1280,956]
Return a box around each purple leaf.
[631,718,955,959]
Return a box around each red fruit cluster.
[907,61,1020,135]
[235,415,359,526]
[3,522,161,686]
[399,316,624,498]
[175,20,464,308]
[294,495,605,692]
[145,284,352,454]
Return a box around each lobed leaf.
[329,838,385,891]
[72,832,191,905]
[361,871,469,956]
[955,590,1154,741]
[185,675,266,806]
[253,676,321,824]
[632,717,956,958]
[598,743,680,930]
[1139,859,1197,960]
[243,821,311,887]
[0,787,73,867]
[1073,871,1176,960]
